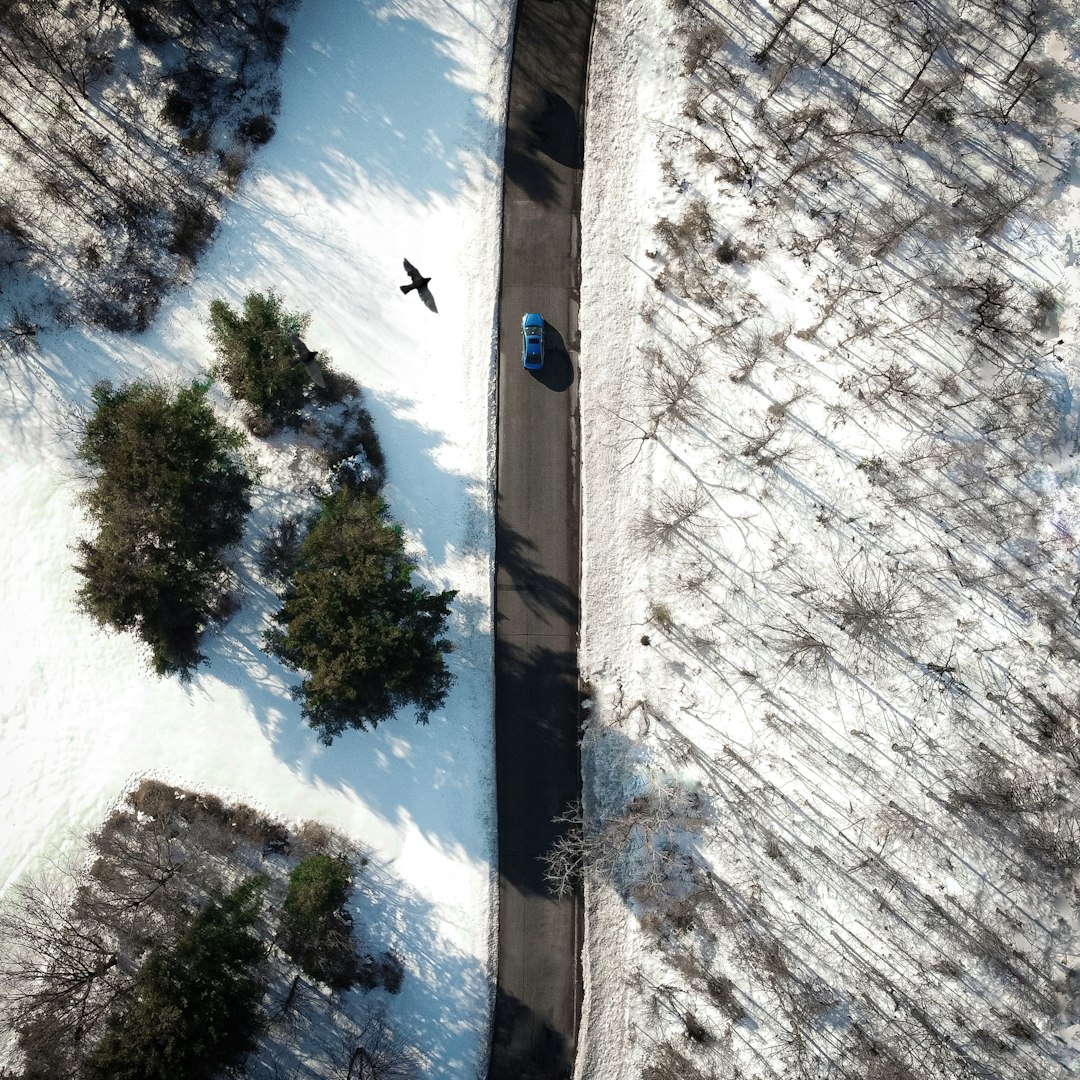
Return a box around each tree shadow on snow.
[270,0,496,206]
[250,852,494,1080]
[195,392,494,868]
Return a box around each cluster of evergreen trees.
[2,777,401,1077]
[73,291,455,741]
[74,379,252,678]
[83,878,267,1080]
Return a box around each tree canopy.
[265,489,456,743]
[208,290,313,429]
[83,877,267,1080]
[74,378,253,679]
[281,854,356,987]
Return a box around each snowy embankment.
[580,1,1080,1078]
[0,1,510,1074]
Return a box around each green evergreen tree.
[74,379,252,679]
[83,877,267,1080]
[280,855,356,987]
[207,290,311,428]
[265,489,456,743]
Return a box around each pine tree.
[74,378,252,678]
[208,290,311,429]
[265,489,456,742]
[280,855,356,987]
[83,877,267,1080]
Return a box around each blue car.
[521,313,545,370]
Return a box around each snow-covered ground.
[579,1,1080,1078]
[0,0,510,1073]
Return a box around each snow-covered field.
[0,0,510,1073]
[580,1,1080,1078]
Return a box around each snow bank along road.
[491,0,596,1077]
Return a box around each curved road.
[490,2,596,1079]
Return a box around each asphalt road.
[489,2,596,1078]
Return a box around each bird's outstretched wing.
[288,333,328,389]
[403,258,424,286]
[302,357,328,389]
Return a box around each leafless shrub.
[313,367,362,406]
[950,760,1060,814]
[830,561,923,648]
[706,972,747,1021]
[767,617,832,672]
[635,484,709,552]
[643,345,709,431]
[969,184,1032,241]
[1029,815,1080,869]
[865,200,929,259]
[0,864,128,1063]
[765,387,807,422]
[660,156,682,189]
[739,424,800,469]
[229,802,289,848]
[967,274,1022,340]
[640,1039,711,1080]
[1024,690,1080,766]
[126,777,183,819]
[1,308,39,355]
[258,513,305,582]
[680,24,727,76]
[728,323,772,382]
[856,456,888,482]
[86,805,211,932]
[168,196,217,263]
[331,1004,420,1080]
[862,363,920,403]
[543,782,707,900]
[647,600,676,634]
[816,0,868,67]
[1030,285,1059,334]
[650,198,727,306]
[293,819,356,861]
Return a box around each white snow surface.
[580,1,1080,1078]
[0,0,510,1074]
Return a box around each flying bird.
[288,333,328,389]
[400,258,437,312]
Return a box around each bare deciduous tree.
[635,483,709,552]
[0,865,127,1062]
[333,1006,419,1080]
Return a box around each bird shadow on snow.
[270,0,495,206]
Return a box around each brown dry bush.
[229,802,289,848]
[680,24,728,77]
[635,484,709,552]
[641,1039,712,1080]
[643,345,710,431]
[126,778,182,819]
[830,562,924,649]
